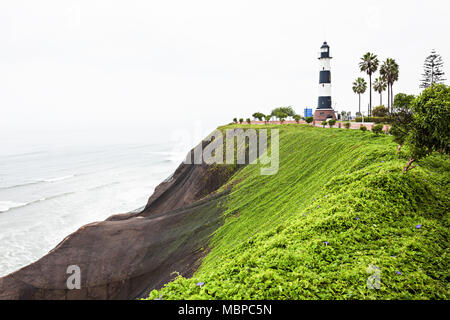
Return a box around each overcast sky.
[1,0,449,151]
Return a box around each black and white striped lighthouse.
[314,41,336,121]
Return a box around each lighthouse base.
[314,109,336,121]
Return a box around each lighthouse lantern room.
[314,41,336,121]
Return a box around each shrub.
[246,118,251,124]
[239,118,244,124]
[372,124,384,135]
[360,126,368,132]
[321,120,328,128]
[328,119,337,128]
[306,117,314,124]
[293,115,301,124]
[344,122,351,129]
[355,116,392,124]
[372,105,389,117]
[233,118,237,123]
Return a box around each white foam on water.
[0,201,28,213]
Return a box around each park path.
[249,120,390,133]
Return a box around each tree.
[420,50,446,89]
[305,116,314,124]
[321,120,328,128]
[252,112,265,121]
[390,93,415,151]
[328,119,336,128]
[271,106,295,118]
[372,124,383,135]
[274,111,288,122]
[372,105,389,117]
[359,52,379,116]
[233,118,238,123]
[293,114,301,124]
[402,84,449,172]
[380,58,399,113]
[352,77,367,115]
[264,114,271,124]
[344,122,351,129]
[239,118,244,124]
[246,118,251,124]
[373,77,387,106]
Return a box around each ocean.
[0,141,184,277]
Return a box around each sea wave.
[41,175,75,183]
[0,174,75,190]
[0,201,30,213]
[0,193,70,213]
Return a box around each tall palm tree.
[352,77,367,115]
[380,58,399,113]
[373,77,387,106]
[359,52,379,116]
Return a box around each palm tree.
[352,77,367,115]
[380,58,399,113]
[373,77,387,106]
[359,52,379,116]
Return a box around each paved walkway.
[249,120,390,133]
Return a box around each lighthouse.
[314,41,336,121]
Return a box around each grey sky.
[1,0,449,150]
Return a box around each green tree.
[359,52,379,116]
[352,77,367,115]
[264,114,271,124]
[328,119,336,128]
[344,122,351,129]
[239,118,244,124]
[402,84,450,172]
[380,58,399,113]
[373,77,387,106]
[274,111,288,122]
[420,50,446,89]
[321,120,328,128]
[293,114,301,124]
[233,118,237,123]
[305,116,314,124]
[252,112,265,121]
[390,93,415,151]
[246,118,251,124]
[271,106,295,118]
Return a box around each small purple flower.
[355,217,360,221]
[317,205,321,208]
[323,241,329,246]
[416,224,422,229]
[155,294,163,300]
[381,161,384,163]
[396,271,402,275]
[391,255,396,258]
[366,172,370,175]
[325,195,328,198]
[314,197,316,201]
[196,282,204,288]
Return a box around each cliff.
[0,139,240,300]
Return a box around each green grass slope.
[146,125,449,300]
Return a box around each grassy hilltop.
[146,124,449,300]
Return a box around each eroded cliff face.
[0,142,240,300]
